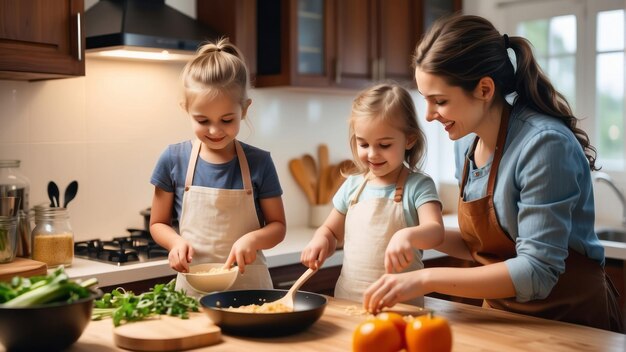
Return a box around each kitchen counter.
[62,214,626,287]
[61,296,625,351]
[62,225,448,287]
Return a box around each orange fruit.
[376,312,408,346]
[405,314,452,352]
[352,318,403,352]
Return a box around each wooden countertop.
[64,296,624,352]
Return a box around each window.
[502,0,626,172]
[595,9,624,168]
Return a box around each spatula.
[47,181,60,207]
[63,181,78,208]
[273,267,318,311]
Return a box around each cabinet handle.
[76,13,82,61]
[372,58,379,81]
[378,58,385,81]
[334,58,341,84]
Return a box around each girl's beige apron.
[335,167,424,306]
[175,139,273,297]
[457,108,623,332]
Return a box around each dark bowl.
[0,289,102,352]
[200,289,327,337]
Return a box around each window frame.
[500,0,626,178]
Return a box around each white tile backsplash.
[0,59,377,240]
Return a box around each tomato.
[352,318,403,352]
[405,314,452,352]
[375,312,408,347]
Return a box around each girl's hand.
[301,234,333,270]
[363,271,424,313]
[225,236,257,274]
[385,228,415,273]
[168,239,194,273]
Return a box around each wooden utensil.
[289,159,317,204]
[301,154,318,199]
[317,144,330,204]
[272,267,318,311]
[113,313,221,351]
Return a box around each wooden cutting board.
[0,257,47,282]
[113,312,222,351]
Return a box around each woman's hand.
[225,235,257,274]
[168,238,194,273]
[385,228,415,273]
[363,270,426,313]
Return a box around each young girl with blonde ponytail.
[150,38,286,296]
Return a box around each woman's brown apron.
[457,108,623,332]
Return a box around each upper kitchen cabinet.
[198,0,335,87]
[198,0,460,89]
[335,0,461,89]
[0,0,85,81]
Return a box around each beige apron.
[335,167,424,306]
[175,139,273,297]
[457,108,623,332]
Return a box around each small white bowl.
[183,263,238,293]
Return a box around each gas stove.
[74,229,168,266]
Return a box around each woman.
[363,14,623,332]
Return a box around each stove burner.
[74,229,167,265]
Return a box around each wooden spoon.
[301,154,318,201]
[289,159,317,204]
[317,144,330,204]
[273,267,318,311]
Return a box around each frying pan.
[199,289,327,337]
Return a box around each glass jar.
[31,206,74,267]
[0,160,31,257]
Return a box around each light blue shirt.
[454,104,604,302]
[333,171,441,227]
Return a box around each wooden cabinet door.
[377,0,421,85]
[0,0,85,81]
[334,0,376,89]
[253,0,335,87]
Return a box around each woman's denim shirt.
[454,103,604,302]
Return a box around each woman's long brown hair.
[414,14,598,170]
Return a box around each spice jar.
[31,206,74,267]
[0,160,31,257]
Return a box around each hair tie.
[503,34,510,49]
[217,48,222,52]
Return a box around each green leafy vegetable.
[91,279,199,326]
[0,267,98,307]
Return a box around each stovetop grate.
[74,229,168,266]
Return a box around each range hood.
[85,0,218,61]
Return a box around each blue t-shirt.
[333,171,441,227]
[150,140,283,226]
[454,103,603,302]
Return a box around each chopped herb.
[91,279,199,326]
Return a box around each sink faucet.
[592,171,626,228]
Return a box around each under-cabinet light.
[86,46,194,62]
